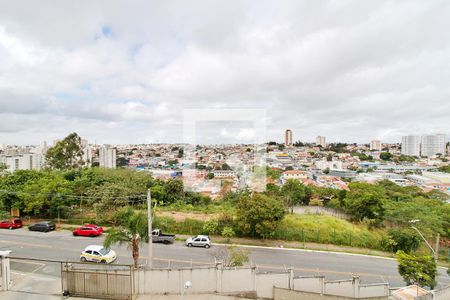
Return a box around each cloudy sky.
[1,0,449,145]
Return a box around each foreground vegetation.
[0,167,449,261]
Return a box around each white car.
[80,245,117,263]
[185,235,211,248]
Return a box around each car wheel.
[73,232,78,236]
[89,234,95,237]
[100,260,106,264]
[80,257,87,262]
[187,243,192,247]
[205,244,210,249]
[163,240,170,245]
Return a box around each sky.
[0,0,449,145]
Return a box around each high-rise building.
[285,129,292,146]
[316,136,326,147]
[370,140,382,151]
[420,134,446,157]
[401,135,420,156]
[83,146,93,167]
[99,146,116,168]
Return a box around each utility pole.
[147,189,153,268]
[411,225,438,262]
[435,233,440,262]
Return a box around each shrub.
[222,226,235,242]
[309,198,323,207]
[203,219,219,235]
[384,228,421,253]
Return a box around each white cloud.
[0,0,449,144]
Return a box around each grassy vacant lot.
[152,211,386,250]
[273,214,385,249]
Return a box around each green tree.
[222,226,235,243]
[343,182,386,224]
[384,228,421,253]
[116,157,129,167]
[163,178,184,204]
[379,152,393,161]
[45,133,85,170]
[396,251,437,289]
[221,163,232,170]
[236,193,285,238]
[438,165,450,173]
[19,172,75,217]
[281,179,310,213]
[104,207,148,268]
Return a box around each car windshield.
[99,248,110,256]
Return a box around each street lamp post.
[409,220,439,261]
[147,189,153,268]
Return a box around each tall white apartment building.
[421,134,446,157]
[285,129,293,146]
[99,146,116,168]
[401,135,420,156]
[370,140,382,151]
[0,154,43,172]
[83,146,93,167]
[316,136,326,147]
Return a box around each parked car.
[152,229,175,244]
[185,235,211,248]
[0,218,22,230]
[73,224,103,237]
[80,245,117,263]
[28,221,56,232]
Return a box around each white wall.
[293,276,324,293]
[324,279,356,298]
[220,268,254,293]
[358,283,390,298]
[256,273,289,299]
[133,266,390,299]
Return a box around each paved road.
[1,228,449,289]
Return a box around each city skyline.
[1,1,450,145]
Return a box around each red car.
[0,218,23,229]
[72,224,103,237]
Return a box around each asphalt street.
[1,227,449,289]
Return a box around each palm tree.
[103,207,148,268]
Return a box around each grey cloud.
[0,0,449,144]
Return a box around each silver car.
[185,235,211,248]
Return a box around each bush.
[203,219,219,235]
[222,226,235,242]
[309,198,323,207]
[383,228,421,253]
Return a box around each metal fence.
[61,262,135,300]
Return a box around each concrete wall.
[358,283,390,298]
[293,276,324,293]
[274,287,389,300]
[220,268,254,293]
[136,267,218,294]
[256,272,290,299]
[133,265,390,299]
[324,279,356,297]
[434,285,450,300]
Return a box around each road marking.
[0,239,51,249]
